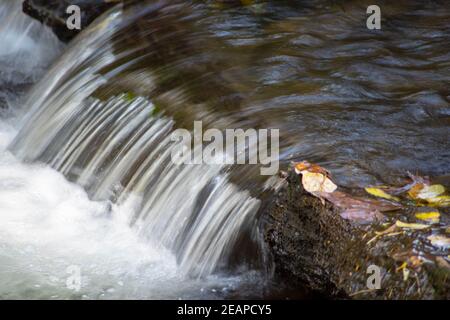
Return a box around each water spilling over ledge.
[0,0,449,299]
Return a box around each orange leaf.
[408,183,424,199]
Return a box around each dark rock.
[264,169,358,297]
[22,0,119,42]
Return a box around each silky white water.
[0,118,259,299]
[0,1,263,299]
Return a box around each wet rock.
[22,0,120,42]
[264,167,449,299]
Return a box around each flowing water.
[0,0,449,299]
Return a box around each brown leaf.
[319,190,400,224]
[320,191,401,212]
[340,208,384,224]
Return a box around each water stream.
[0,0,449,299]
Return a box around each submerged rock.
[22,0,120,42]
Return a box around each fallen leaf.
[322,190,402,225]
[321,190,404,224]
[425,195,450,207]
[320,191,401,212]
[396,262,407,272]
[294,161,331,177]
[368,182,414,196]
[301,171,337,194]
[395,220,429,230]
[417,184,445,199]
[427,235,450,249]
[340,208,384,224]
[365,187,400,202]
[408,183,425,199]
[415,211,440,223]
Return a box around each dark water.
[91,0,450,189]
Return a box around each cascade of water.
[9,2,261,278]
[0,0,63,111]
[0,0,62,84]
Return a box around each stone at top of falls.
[22,0,121,42]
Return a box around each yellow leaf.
[395,220,429,230]
[426,195,450,207]
[417,184,445,199]
[365,187,400,201]
[301,171,337,194]
[396,262,407,272]
[415,211,440,223]
[446,227,450,234]
[427,235,450,248]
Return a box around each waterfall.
[0,0,62,85]
[8,2,261,279]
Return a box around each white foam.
[0,120,251,299]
